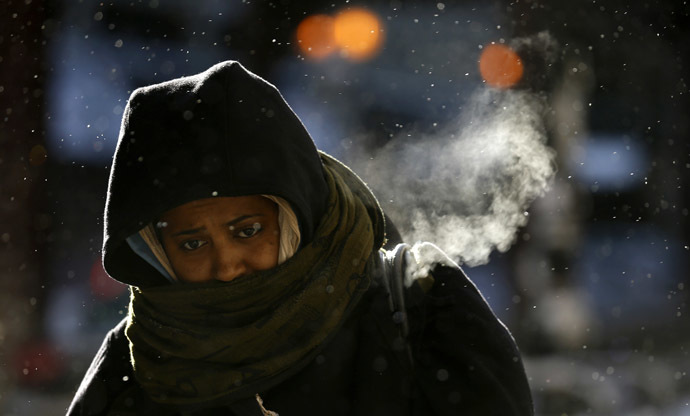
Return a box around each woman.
[67,61,533,415]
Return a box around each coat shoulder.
[66,318,135,416]
[400,242,535,416]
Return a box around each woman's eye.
[237,222,262,238]
[181,240,206,250]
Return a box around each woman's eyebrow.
[170,214,264,237]
[225,214,263,229]
[171,227,205,237]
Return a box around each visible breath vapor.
[348,86,557,267]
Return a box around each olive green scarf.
[125,157,376,408]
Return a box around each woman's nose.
[212,244,247,282]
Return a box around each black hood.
[103,61,333,287]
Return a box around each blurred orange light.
[479,43,524,89]
[333,8,383,61]
[29,144,47,166]
[296,14,336,59]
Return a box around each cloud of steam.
[348,85,557,266]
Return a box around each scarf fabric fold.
[124,157,376,408]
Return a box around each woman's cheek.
[250,237,279,270]
[176,255,212,282]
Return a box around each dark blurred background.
[1,0,689,414]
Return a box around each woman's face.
[158,196,280,283]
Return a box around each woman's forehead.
[160,196,277,225]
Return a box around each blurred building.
[1,1,688,415]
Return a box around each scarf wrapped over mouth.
[125,154,379,408]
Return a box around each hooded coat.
[67,61,534,416]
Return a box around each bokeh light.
[479,43,524,88]
[333,8,383,61]
[89,258,127,300]
[296,14,336,60]
[12,340,63,386]
[29,144,47,166]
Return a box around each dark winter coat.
[66,61,533,415]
